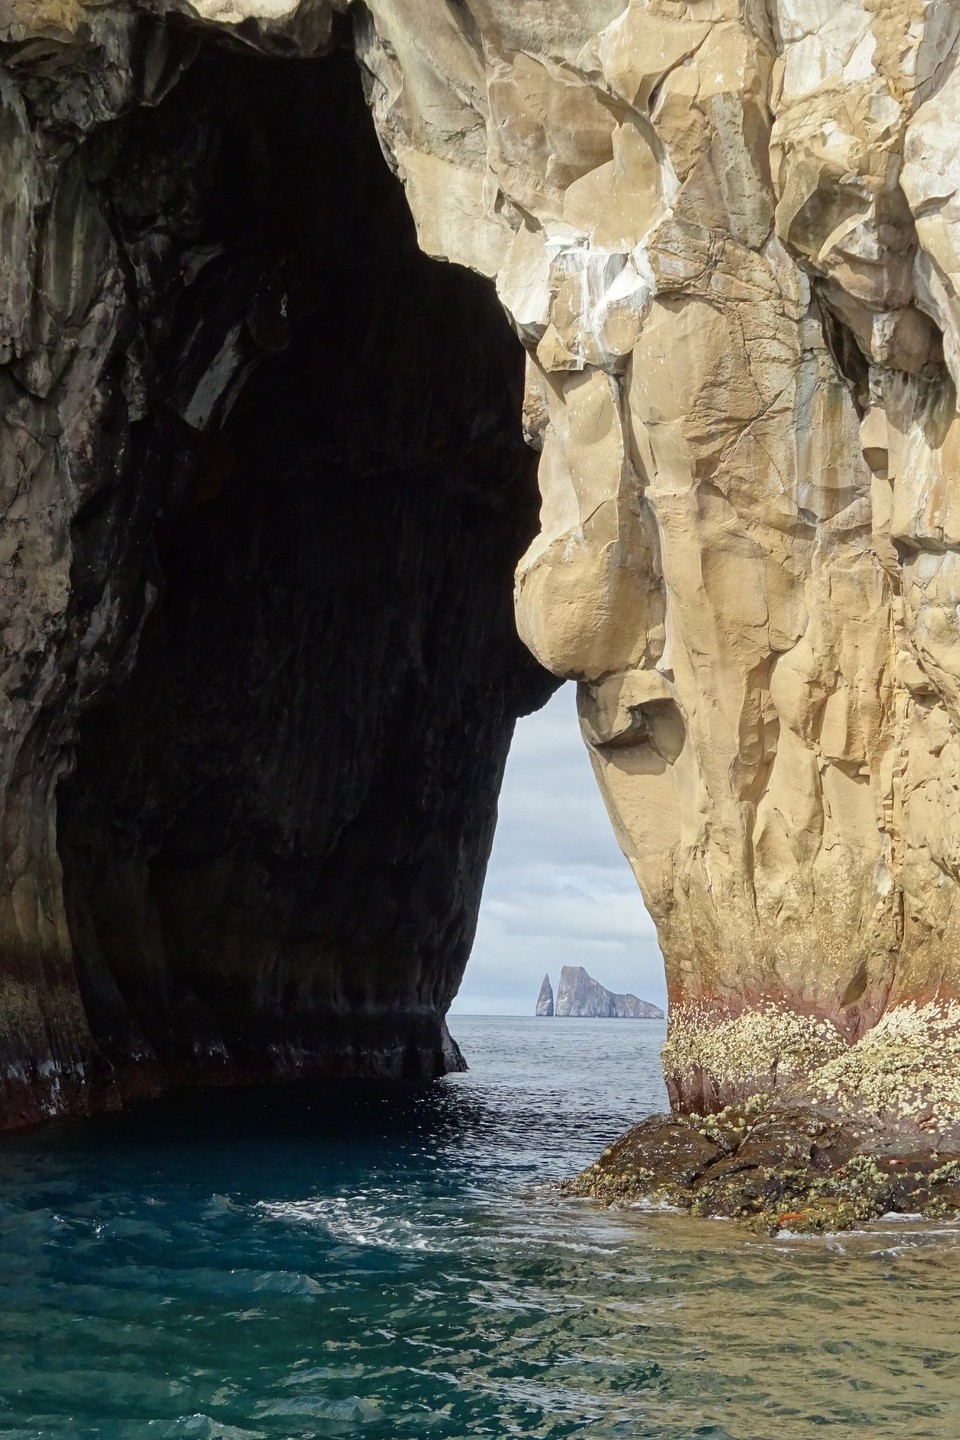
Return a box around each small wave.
[257,1395,379,1424]
[250,1269,325,1296]
[279,1364,366,1385]
[773,1220,960,1251]
[256,1195,449,1253]
[203,1194,243,1220]
[626,1197,684,1215]
[142,1415,261,1439]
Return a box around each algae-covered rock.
[564,1104,960,1235]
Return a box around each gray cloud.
[450,684,667,1016]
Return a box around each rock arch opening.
[453,682,667,1021]
[2,23,554,1126]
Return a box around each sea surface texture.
[1,1016,959,1439]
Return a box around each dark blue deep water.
[2,1016,960,1440]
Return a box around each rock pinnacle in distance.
[536,974,554,1016]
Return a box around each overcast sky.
[450,683,668,1016]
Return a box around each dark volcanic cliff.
[0,21,555,1128]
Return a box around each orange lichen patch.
[777,1211,807,1227]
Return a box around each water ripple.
[0,1018,958,1438]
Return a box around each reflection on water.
[0,1016,958,1438]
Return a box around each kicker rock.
[5,0,960,1142]
[535,973,554,1017]
[554,966,663,1019]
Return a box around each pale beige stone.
[185,0,300,19]
[352,0,960,1128]
[594,6,710,113]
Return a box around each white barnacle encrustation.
[662,1002,848,1093]
[813,1001,960,1127]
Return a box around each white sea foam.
[256,1195,448,1253]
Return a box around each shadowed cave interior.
[51,25,556,1105]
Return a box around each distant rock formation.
[535,974,554,1017]
[554,967,664,1020]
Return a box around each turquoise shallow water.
[2,1015,960,1440]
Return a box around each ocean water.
[1,1016,959,1440]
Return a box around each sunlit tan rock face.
[351,0,960,1137]
[5,0,960,1137]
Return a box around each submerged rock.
[535,975,554,1017]
[554,967,663,1019]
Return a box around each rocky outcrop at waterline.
[4,0,960,1151]
[553,967,663,1019]
[562,1101,960,1236]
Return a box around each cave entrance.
[55,26,553,1101]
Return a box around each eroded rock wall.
[6,0,960,1140]
[0,7,553,1126]
[347,0,960,1136]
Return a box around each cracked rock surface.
[351,0,960,1142]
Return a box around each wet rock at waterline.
[563,1100,960,1235]
[535,975,554,1018]
[4,0,960,1152]
[553,967,663,1020]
